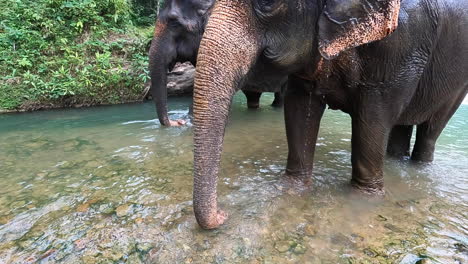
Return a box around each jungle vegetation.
[0,0,162,110]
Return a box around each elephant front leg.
[284,76,325,180]
[387,125,413,159]
[351,114,390,195]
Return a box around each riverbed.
[0,93,467,263]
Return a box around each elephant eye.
[255,0,285,16]
[260,0,275,6]
[259,0,277,10]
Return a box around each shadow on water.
[0,93,467,263]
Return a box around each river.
[0,93,467,263]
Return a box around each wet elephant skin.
[191,0,468,229]
[148,0,286,126]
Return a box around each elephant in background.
[148,0,286,126]
[191,0,468,229]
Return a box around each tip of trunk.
[195,209,228,229]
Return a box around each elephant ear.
[318,0,401,60]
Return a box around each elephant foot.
[247,103,260,109]
[271,100,283,108]
[350,179,385,196]
[275,173,312,195]
[410,152,434,163]
[197,210,228,230]
[169,119,187,126]
[386,150,411,160]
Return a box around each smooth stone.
[304,224,317,237]
[115,204,132,217]
[98,204,115,215]
[292,243,306,255]
[384,224,404,233]
[376,215,388,221]
[274,241,291,253]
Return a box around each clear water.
[0,93,467,263]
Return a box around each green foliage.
[0,0,158,110]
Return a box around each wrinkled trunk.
[192,1,260,229]
[148,21,175,126]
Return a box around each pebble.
[376,215,388,221]
[274,241,291,253]
[0,215,12,225]
[98,203,115,215]
[76,203,90,213]
[115,204,132,217]
[292,243,306,255]
[127,253,143,264]
[304,224,317,237]
[136,242,154,252]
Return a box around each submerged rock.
[127,253,143,264]
[274,241,291,253]
[115,204,132,217]
[136,242,154,252]
[399,253,427,264]
[304,224,317,237]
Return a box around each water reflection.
[0,94,467,263]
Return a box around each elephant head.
[192,0,401,229]
[148,0,214,126]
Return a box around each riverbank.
[0,62,195,114]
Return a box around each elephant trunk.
[193,1,260,229]
[149,21,173,126]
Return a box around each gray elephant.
[191,0,468,229]
[148,0,285,126]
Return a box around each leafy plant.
[0,0,160,110]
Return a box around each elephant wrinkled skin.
[148,0,285,126]
[192,0,468,229]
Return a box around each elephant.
[148,0,286,127]
[191,0,468,229]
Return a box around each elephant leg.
[272,81,287,107]
[271,92,284,107]
[188,103,194,115]
[351,110,390,195]
[387,125,413,159]
[412,91,466,162]
[284,76,325,178]
[411,123,440,162]
[243,90,262,109]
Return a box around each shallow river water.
[0,94,467,264]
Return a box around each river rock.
[115,204,132,217]
[274,241,291,253]
[292,243,306,255]
[136,242,154,252]
[127,253,143,264]
[304,224,317,237]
